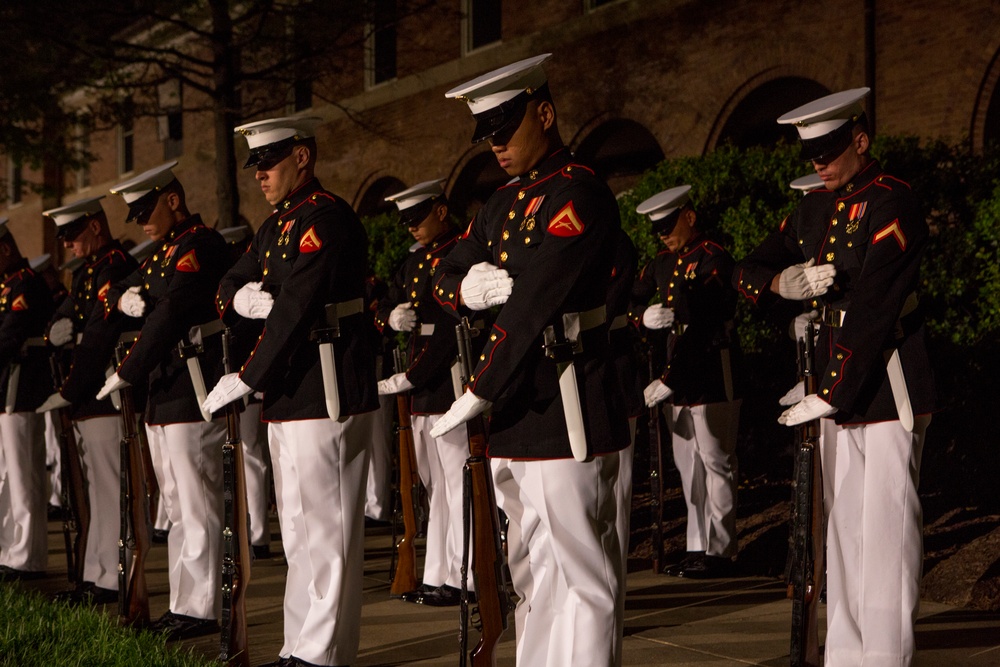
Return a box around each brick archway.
[971,45,1000,152]
[446,145,508,224]
[570,115,664,195]
[354,173,406,218]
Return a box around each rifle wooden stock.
[49,354,90,586]
[646,344,664,574]
[219,329,252,666]
[455,318,510,667]
[390,348,419,597]
[115,342,150,628]
[788,325,824,667]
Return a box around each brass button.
[425,254,432,260]
[669,282,675,288]
[266,251,270,257]
[263,268,269,276]
[152,255,158,262]
[413,276,419,283]
[524,236,531,244]
[411,291,417,298]
[490,334,497,341]
[500,252,508,262]
[518,192,525,200]
[826,253,835,262]
[838,203,846,211]
[666,295,673,302]
[832,219,838,226]
[502,231,509,241]
[829,236,836,243]
[282,253,287,259]
[677,259,683,265]
[830,371,837,377]
[822,388,829,395]
[480,354,485,361]
[836,353,844,360]
[418,263,424,269]
[487,240,493,247]
[847,241,853,248]
[508,211,515,219]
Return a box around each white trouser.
[269,414,370,666]
[666,400,741,558]
[612,420,636,667]
[822,416,929,667]
[493,453,622,667]
[146,421,173,532]
[146,420,226,619]
[365,396,394,522]
[412,412,471,590]
[45,411,62,506]
[0,412,47,571]
[239,402,271,547]
[75,415,123,590]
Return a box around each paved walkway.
[24,517,1000,666]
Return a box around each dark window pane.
[372,0,397,84]
[470,0,501,50]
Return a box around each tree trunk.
[210,0,240,229]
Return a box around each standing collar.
[518,147,572,186]
[277,177,323,213]
[836,159,882,197]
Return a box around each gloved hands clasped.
[460,262,513,310]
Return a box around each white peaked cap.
[43,196,106,228]
[385,179,446,211]
[110,161,179,204]
[636,185,692,221]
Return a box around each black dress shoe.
[252,544,272,560]
[150,611,220,641]
[151,528,170,544]
[680,555,734,579]
[400,583,436,603]
[54,582,118,605]
[416,584,463,607]
[0,565,45,582]
[663,551,705,577]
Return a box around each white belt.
[609,314,628,331]
[822,291,918,328]
[329,297,364,319]
[192,319,225,339]
[23,337,47,348]
[418,323,435,336]
[562,304,606,342]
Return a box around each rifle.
[645,343,664,575]
[219,328,252,666]
[114,341,150,628]
[389,346,419,597]
[455,317,510,667]
[48,353,90,586]
[788,320,824,667]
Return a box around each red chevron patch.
[873,219,907,251]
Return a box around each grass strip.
[0,584,216,666]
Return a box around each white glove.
[233,282,274,319]
[96,373,129,400]
[202,373,253,414]
[778,394,837,426]
[429,391,492,438]
[48,318,74,347]
[642,304,675,330]
[36,392,71,413]
[378,372,415,395]
[779,381,805,406]
[643,379,674,407]
[790,309,819,341]
[778,259,837,300]
[388,303,417,332]
[119,286,147,318]
[460,262,513,310]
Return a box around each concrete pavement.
[22,515,1000,666]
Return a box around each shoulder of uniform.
[874,173,912,191]
[560,162,596,179]
[307,191,340,207]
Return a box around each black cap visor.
[55,217,91,241]
[398,197,439,227]
[799,112,867,162]
[469,83,549,144]
[243,136,299,170]
[651,208,683,237]
[125,189,161,224]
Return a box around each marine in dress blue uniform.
[40,197,141,603]
[376,180,474,606]
[430,55,629,666]
[733,88,934,666]
[99,162,232,640]
[204,116,378,667]
[0,219,55,578]
[633,186,742,578]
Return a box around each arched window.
[448,150,508,222]
[573,118,664,194]
[714,77,830,150]
[356,175,406,218]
